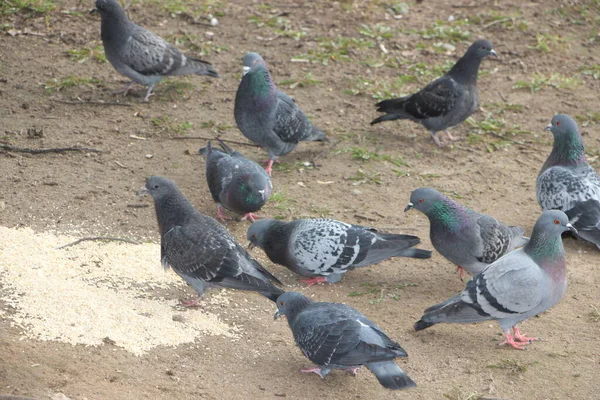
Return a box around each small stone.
[145,154,153,159]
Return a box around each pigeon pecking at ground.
[91,0,219,101]
[537,114,600,249]
[247,218,431,286]
[199,139,272,223]
[371,39,496,146]
[140,176,283,306]
[275,292,416,390]
[414,210,574,350]
[234,52,328,175]
[405,187,529,280]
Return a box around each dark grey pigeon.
[537,114,600,249]
[405,187,528,280]
[234,52,328,175]
[140,176,283,306]
[371,39,496,146]
[91,0,218,101]
[414,210,573,350]
[198,139,272,223]
[275,292,416,390]
[247,218,431,286]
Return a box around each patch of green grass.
[247,14,306,40]
[66,45,106,64]
[381,1,409,16]
[279,73,321,89]
[443,388,482,400]
[529,33,564,53]
[340,147,408,167]
[150,116,194,135]
[155,79,196,101]
[466,114,530,150]
[589,305,600,322]
[467,11,528,31]
[198,120,233,133]
[415,20,472,43]
[408,60,455,83]
[485,102,525,114]
[512,73,582,93]
[348,282,417,304]
[42,76,103,93]
[580,64,600,80]
[347,169,382,185]
[0,0,55,15]
[575,112,600,127]
[358,23,394,39]
[167,32,229,55]
[487,358,537,374]
[268,191,296,214]
[294,35,375,65]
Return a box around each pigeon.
[199,139,272,222]
[234,52,328,175]
[405,187,529,279]
[140,176,283,305]
[275,292,416,390]
[91,0,219,101]
[247,218,431,286]
[371,39,497,146]
[414,210,574,350]
[537,114,600,249]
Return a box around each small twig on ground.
[0,144,103,154]
[482,17,512,30]
[169,136,260,147]
[127,203,149,208]
[51,98,132,107]
[56,236,141,250]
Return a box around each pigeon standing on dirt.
[414,210,573,350]
[247,218,431,286]
[275,292,416,390]
[234,52,328,175]
[371,39,496,146]
[537,114,600,248]
[405,187,529,279]
[91,0,219,101]
[199,139,272,222]
[140,176,283,305]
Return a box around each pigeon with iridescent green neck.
[234,52,328,175]
[537,114,600,249]
[405,187,528,279]
[199,139,272,222]
[414,210,574,350]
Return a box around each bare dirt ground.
[1,0,600,399]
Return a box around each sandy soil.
[1,0,600,399]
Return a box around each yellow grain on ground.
[0,226,238,356]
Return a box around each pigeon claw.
[300,367,326,379]
[512,326,541,343]
[456,266,466,281]
[241,212,261,223]
[343,366,361,376]
[500,326,540,350]
[180,298,203,308]
[300,276,328,287]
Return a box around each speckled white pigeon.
[92,0,218,101]
[537,114,600,249]
[414,210,574,350]
[247,218,431,286]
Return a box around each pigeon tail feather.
[174,57,219,77]
[366,361,416,390]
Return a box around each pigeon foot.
[300,276,328,287]
[300,367,326,378]
[512,326,541,343]
[456,266,466,281]
[241,212,261,222]
[343,366,361,376]
[180,298,203,308]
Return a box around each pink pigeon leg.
[215,205,228,222]
[445,130,462,142]
[300,367,326,378]
[512,326,541,343]
[143,85,155,102]
[456,265,466,281]
[430,131,445,147]
[499,331,529,350]
[343,366,361,376]
[113,81,136,96]
[241,212,261,222]
[180,297,203,308]
[300,276,328,287]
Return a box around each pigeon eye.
[554,219,560,225]
[279,301,284,306]
[556,121,561,126]
[153,184,159,189]
[418,198,424,203]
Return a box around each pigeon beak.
[89,7,98,14]
[137,186,150,197]
[274,310,282,320]
[242,66,250,76]
[566,223,577,234]
[258,189,266,201]
[404,202,414,212]
[544,123,552,131]
[490,49,498,57]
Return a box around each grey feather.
[371,39,496,146]
[537,114,600,249]
[414,210,572,347]
[407,187,529,277]
[247,218,431,284]
[275,292,416,390]
[93,0,218,101]
[142,176,283,302]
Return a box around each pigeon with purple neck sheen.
[414,210,574,350]
[91,0,218,101]
[199,139,272,222]
[275,292,416,390]
[140,176,283,306]
[405,187,529,279]
[537,114,600,249]
[247,218,431,286]
[234,52,328,175]
[371,39,496,146]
